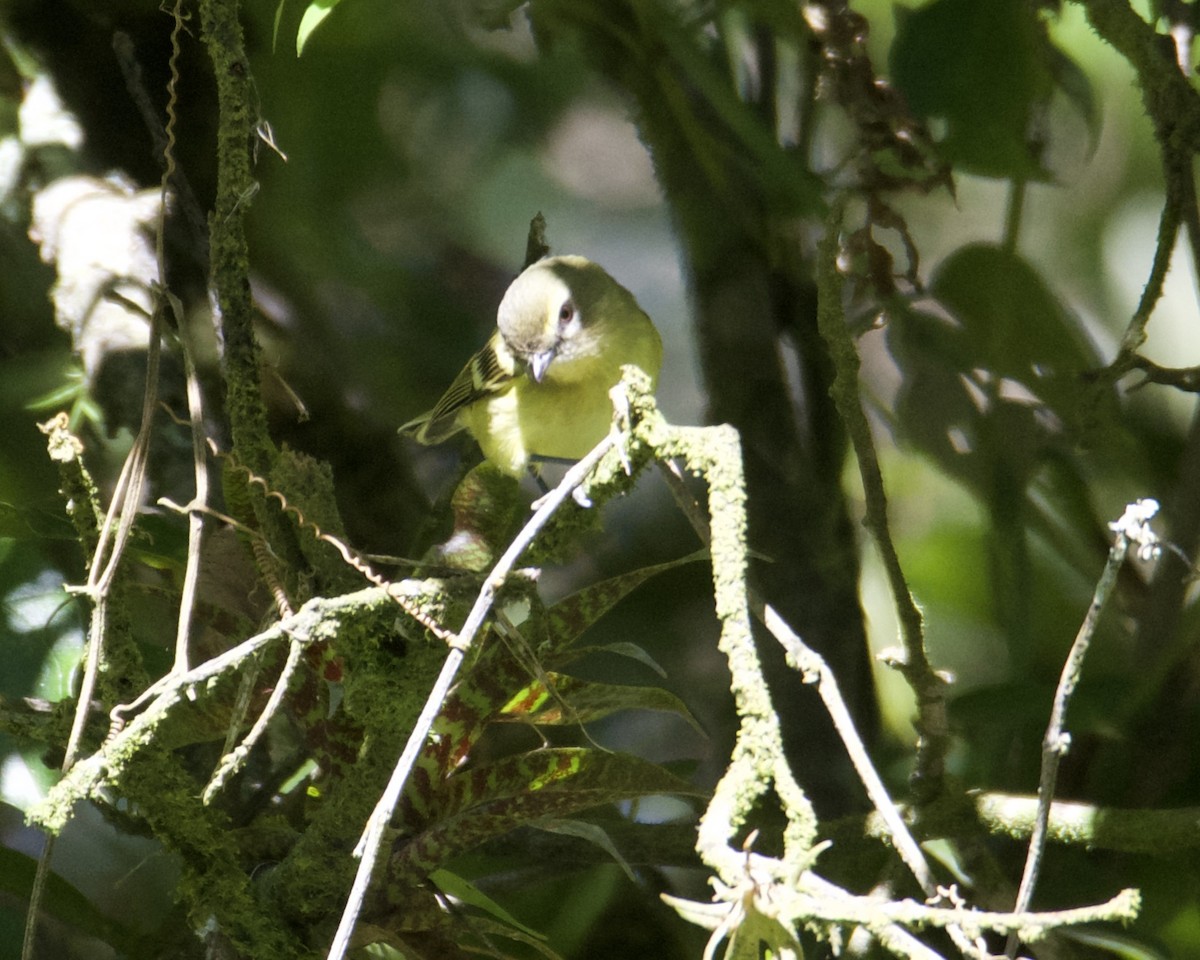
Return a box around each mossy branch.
[26,585,417,833]
[198,0,307,591]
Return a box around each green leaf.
[357,888,565,959]
[930,243,1098,418]
[272,0,287,53]
[1046,41,1100,151]
[497,672,704,734]
[0,844,143,957]
[891,0,1054,179]
[531,819,638,882]
[555,640,668,677]
[1060,927,1169,960]
[544,553,706,655]
[429,868,549,940]
[25,378,84,410]
[411,556,704,800]
[654,12,823,216]
[0,501,76,540]
[886,306,990,484]
[296,0,344,56]
[395,749,704,881]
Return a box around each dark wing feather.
[399,332,518,445]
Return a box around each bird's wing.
[400,331,518,445]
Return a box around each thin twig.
[112,27,210,263]
[170,297,208,675]
[1006,499,1160,958]
[19,837,55,960]
[153,1,209,675]
[57,1,189,784]
[203,637,304,803]
[758,602,935,892]
[1117,199,1181,361]
[63,291,162,766]
[1124,355,1200,392]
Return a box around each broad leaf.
[891,0,1054,179]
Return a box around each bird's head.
[497,256,609,383]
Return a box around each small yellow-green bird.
[401,255,662,477]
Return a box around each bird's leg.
[527,464,551,495]
[528,459,594,510]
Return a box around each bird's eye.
[558,299,575,328]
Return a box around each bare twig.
[1124,355,1200,392]
[1117,201,1181,362]
[62,286,162,768]
[1006,499,1160,958]
[667,849,1139,959]
[151,2,209,676]
[170,293,208,675]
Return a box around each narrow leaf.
[430,868,548,940]
[532,819,638,882]
[554,641,668,677]
[545,553,705,653]
[296,0,343,56]
[498,672,704,734]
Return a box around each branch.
[27,585,407,833]
[815,196,949,800]
[974,793,1200,855]
[198,0,305,587]
[1006,500,1161,957]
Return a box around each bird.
[400,255,662,478]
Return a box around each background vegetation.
[0,0,1198,958]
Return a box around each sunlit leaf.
[430,868,548,939]
[296,0,344,56]
[497,672,704,733]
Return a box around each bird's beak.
[528,349,555,383]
